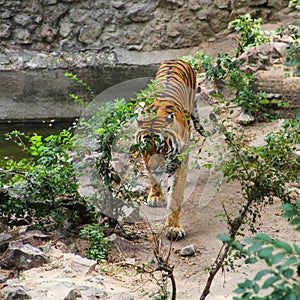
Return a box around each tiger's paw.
[147,195,166,207]
[165,226,186,241]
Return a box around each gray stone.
[215,0,230,9]
[44,0,58,4]
[2,285,31,300]
[0,0,296,52]
[14,14,32,26]
[0,272,7,283]
[69,8,91,23]
[78,22,103,44]
[127,4,156,23]
[85,274,105,285]
[165,0,184,7]
[112,1,125,9]
[0,233,12,251]
[63,288,82,300]
[33,15,43,24]
[59,22,74,38]
[25,53,49,69]
[34,24,58,43]
[236,111,255,125]
[70,255,97,275]
[188,0,201,11]
[15,28,31,44]
[1,9,12,19]
[1,241,49,270]
[180,244,196,257]
[0,23,11,38]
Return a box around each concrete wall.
[0,0,297,120]
[0,0,294,52]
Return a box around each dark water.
[0,119,76,160]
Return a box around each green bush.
[80,224,112,262]
[0,130,96,228]
[180,50,287,119]
[233,200,300,299]
[289,0,300,11]
[228,13,272,56]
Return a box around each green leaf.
[259,99,269,105]
[254,269,273,281]
[282,210,298,219]
[270,252,285,264]
[289,217,300,227]
[282,268,294,279]
[217,234,232,243]
[245,257,258,264]
[248,241,264,253]
[293,244,300,255]
[258,246,274,259]
[272,240,293,254]
[255,233,273,243]
[242,278,253,289]
[261,275,280,289]
[253,283,260,294]
[280,256,297,269]
[234,287,245,295]
[280,203,295,211]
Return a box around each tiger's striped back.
[155,59,196,112]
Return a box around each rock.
[0,23,11,38]
[16,230,50,247]
[180,244,196,257]
[63,288,82,300]
[215,0,230,9]
[14,14,32,26]
[70,255,97,275]
[0,0,297,53]
[29,281,105,300]
[2,285,31,300]
[59,22,74,38]
[112,1,125,9]
[34,24,58,43]
[85,274,105,285]
[25,53,50,69]
[0,272,7,283]
[127,4,156,23]
[1,241,49,270]
[78,21,103,44]
[236,111,255,125]
[0,233,12,251]
[188,0,201,11]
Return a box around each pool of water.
[0,119,76,160]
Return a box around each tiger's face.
[136,115,187,178]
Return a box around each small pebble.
[180,244,196,257]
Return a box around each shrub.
[80,224,112,262]
[233,200,300,299]
[228,13,272,56]
[0,130,96,228]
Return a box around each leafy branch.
[199,118,299,299]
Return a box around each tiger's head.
[136,114,188,181]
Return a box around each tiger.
[136,59,199,240]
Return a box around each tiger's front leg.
[147,169,166,207]
[165,159,188,240]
